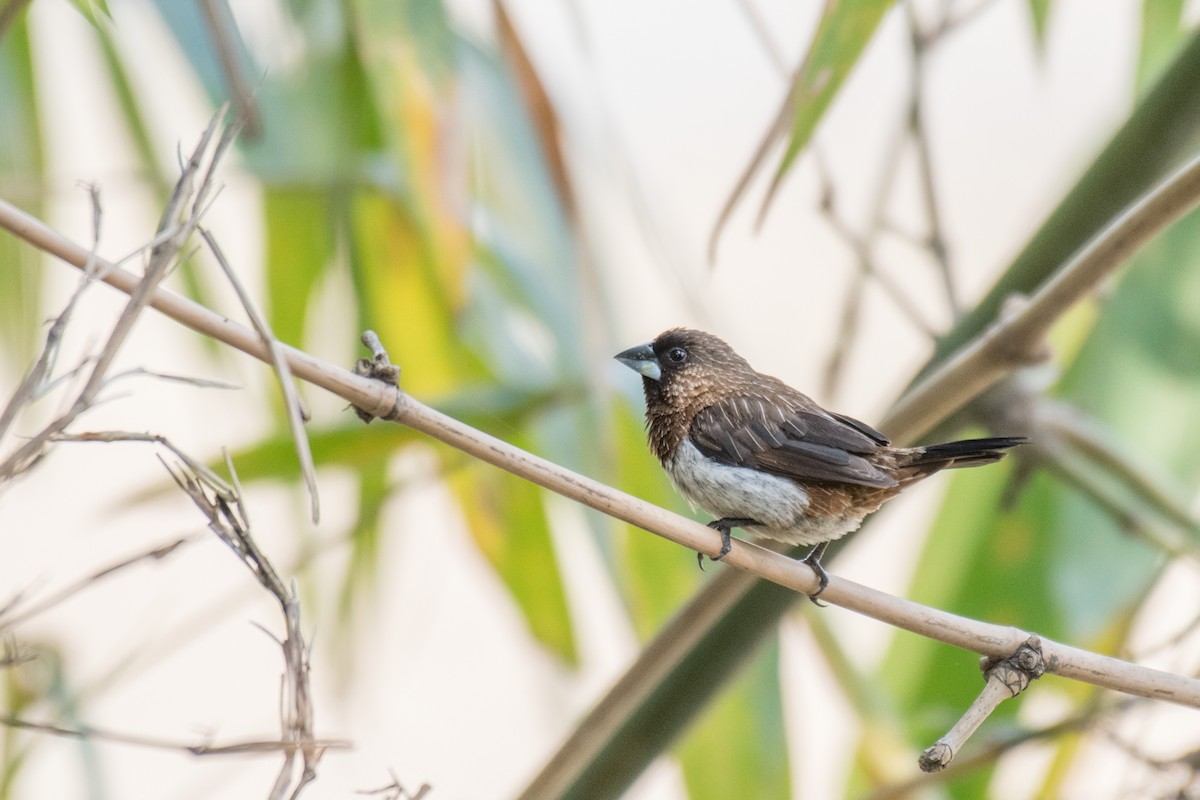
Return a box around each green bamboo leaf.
[345,8,476,369]
[538,569,799,800]
[123,425,418,505]
[1026,0,1052,48]
[0,18,43,359]
[773,0,894,183]
[263,188,336,348]
[677,643,789,800]
[150,1,224,100]
[350,190,486,395]
[350,0,462,216]
[1137,0,1185,94]
[1041,412,1200,551]
[451,461,577,663]
[1058,198,1200,453]
[238,43,387,184]
[350,0,456,87]
[151,0,387,185]
[64,0,112,27]
[462,38,581,362]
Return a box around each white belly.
[666,439,863,547]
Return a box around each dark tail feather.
[910,436,1028,471]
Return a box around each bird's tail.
[903,436,1028,474]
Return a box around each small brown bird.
[615,328,1025,598]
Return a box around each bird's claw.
[695,518,757,571]
[799,543,831,606]
[708,521,733,561]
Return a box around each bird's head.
[614,328,753,407]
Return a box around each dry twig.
[164,455,329,800]
[357,772,433,800]
[0,532,200,633]
[920,636,1046,772]
[200,227,320,523]
[0,714,347,758]
[0,109,230,483]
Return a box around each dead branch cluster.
[0,110,350,800]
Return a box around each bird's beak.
[614,342,662,381]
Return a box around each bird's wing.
[689,395,898,488]
[828,411,890,446]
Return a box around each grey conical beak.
[614,342,662,381]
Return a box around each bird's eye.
[666,347,687,364]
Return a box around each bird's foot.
[696,518,760,570]
[800,541,830,607]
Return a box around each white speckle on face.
[665,439,862,546]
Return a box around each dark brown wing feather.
[828,411,890,446]
[689,395,898,489]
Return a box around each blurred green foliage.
[3,1,1200,798]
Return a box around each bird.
[614,327,1026,599]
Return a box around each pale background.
[2,0,1197,797]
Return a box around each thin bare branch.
[105,367,240,391]
[0,108,232,482]
[1037,447,1194,559]
[1,639,35,671]
[813,134,937,398]
[0,715,348,756]
[814,148,937,336]
[732,0,789,77]
[0,534,200,633]
[165,455,324,799]
[0,184,104,444]
[1039,401,1200,538]
[0,304,73,444]
[864,698,1130,800]
[358,773,433,800]
[200,227,319,524]
[51,430,230,490]
[920,637,1046,772]
[905,1,960,315]
[883,150,1200,442]
[922,0,1005,44]
[198,0,263,140]
[707,69,796,263]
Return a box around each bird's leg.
[698,518,760,569]
[800,541,830,606]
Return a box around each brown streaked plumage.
[615,328,1026,598]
